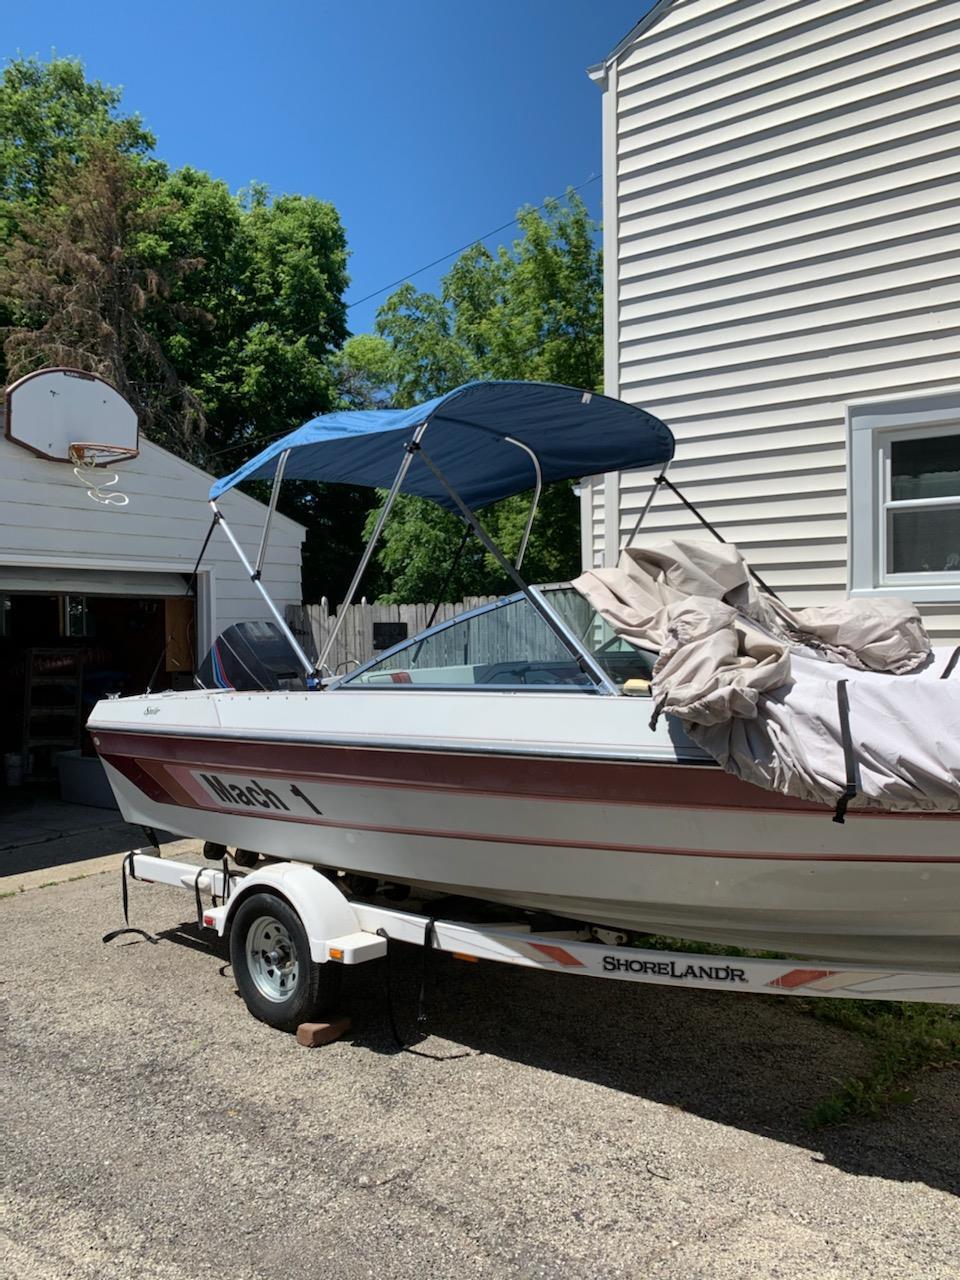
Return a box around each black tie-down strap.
[145,514,220,695]
[653,474,782,601]
[648,693,667,732]
[103,850,236,945]
[375,920,472,1061]
[193,856,236,929]
[941,646,960,679]
[832,679,858,825]
[102,852,158,944]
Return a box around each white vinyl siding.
[0,411,304,648]
[591,0,960,643]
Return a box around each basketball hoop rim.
[69,440,139,466]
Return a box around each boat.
[88,381,960,971]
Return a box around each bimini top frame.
[207,381,675,688]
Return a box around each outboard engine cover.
[196,621,315,691]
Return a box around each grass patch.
[802,999,960,1129]
[37,871,99,889]
[636,934,785,960]
[632,934,960,1128]
[0,869,104,899]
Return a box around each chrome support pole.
[254,449,290,578]
[315,422,429,676]
[621,459,671,553]
[527,585,620,696]
[503,436,542,572]
[416,447,620,696]
[209,501,316,679]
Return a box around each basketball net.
[69,442,137,507]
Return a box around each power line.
[345,173,600,311]
[208,426,290,461]
[207,175,601,462]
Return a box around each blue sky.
[5,1,655,334]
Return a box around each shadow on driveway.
[0,793,158,884]
[130,917,960,1201]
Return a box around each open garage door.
[0,566,190,596]
[1,569,197,787]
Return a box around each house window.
[59,595,90,638]
[885,432,960,577]
[848,391,960,603]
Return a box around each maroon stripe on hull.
[106,754,178,806]
[98,749,960,862]
[93,728,958,822]
[97,736,960,864]
[96,728,826,815]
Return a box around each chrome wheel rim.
[246,916,299,1003]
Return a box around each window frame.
[847,390,960,604]
[879,423,960,585]
[59,594,90,638]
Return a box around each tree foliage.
[0,57,362,599]
[354,195,602,602]
[0,55,156,387]
[152,171,348,461]
[0,55,153,239]
[0,56,603,608]
[331,333,401,410]
[1,142,208,448]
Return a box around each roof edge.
[138,438,305,539]
[587,0,676,87]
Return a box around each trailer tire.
[229,893,341,1032]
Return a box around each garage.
[0,568,195,798]
[1,370,305,804]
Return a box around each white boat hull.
[89,688,960,970]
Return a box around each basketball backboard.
[4,368,139,462]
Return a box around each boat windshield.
[338,588,657,692]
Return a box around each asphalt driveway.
[2,859,959,1279]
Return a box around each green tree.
[154,173,349,462]
[1,141,207,447]
[358,194,602,602]
[331,333,397,409]
[0,53,364,599]
[152,173,360,599]
[0,55,156,385]
[0,55,154,240]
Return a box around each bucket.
[4,752,23,787]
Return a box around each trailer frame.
[113,851,960,1009]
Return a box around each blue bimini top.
[210,380,674,511]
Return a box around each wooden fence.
[286,596,499,675]
[286,590,601,676]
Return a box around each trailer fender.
[218,863,363,963]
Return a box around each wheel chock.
[296,1017,352,1048]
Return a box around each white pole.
[316,422,428,675]
[254,449,290,578]
[210,501,316,680]
[503,436,542,572]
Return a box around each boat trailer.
[106,851,960,1031]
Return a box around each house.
[584,0,960,643]
[0,398,304,786]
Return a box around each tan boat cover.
[573,539,960,813]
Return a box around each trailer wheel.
[229,893,341,1032]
